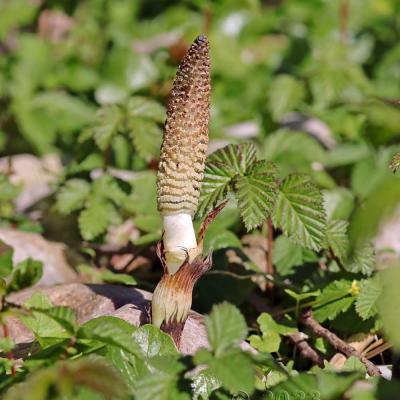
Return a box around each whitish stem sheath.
[162,213,197,274]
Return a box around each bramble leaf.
[92,105,124,150]
[78,200,117,240]
[325,219,349,262]
[355,277,382,320]
[272,174,326,251]
[128,117,162,161]
[234,161,277,230]
[56,179,91,214]
[204,302,247,356]
[197,143,257,217]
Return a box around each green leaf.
[105,347,139,392]
[273,236,317,276]
[77,265,137,286]
[263,130,326,175]
[91,175,127,206]
[133,356,189,400]
[313,280,355,322]
[234,161,278,230]
[92,105,124,150]
[249,313,297,353]
[128,117,162,161]
[272,174,326,251]
[325,220,349,262]
[196,350,254,395]
[197,143,257,217]
[355,277,382,320]
[3,356,127,400]
[78,316,140,355]
[349,176,400,250]
[268,75,305,121]
[257,313,297,336]
[270,370,361,400]
[204,302,248,356]
[0,173,20,202]
[132,325,177,358]
[127,96,165,123]
[31,307,77,335]
[0,241,13,279]
[203,230,242,253]
[24,291,52,309]
[78,200,117,240]
[379,267,400,350]
[56,179,91,214]
[249,331,281,353]
[31,91,95,133]
[191,369,221,400]
[346,243,376,276]
[21,292,71,344]
[7,258,43,292]
[0,337,14,353]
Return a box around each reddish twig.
[2,324,16,376]
[300,308,381,377]
[287,332,325,368]
[339,0,349,43]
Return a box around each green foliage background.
[0,0,400,399]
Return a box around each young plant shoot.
[152,35,212,345]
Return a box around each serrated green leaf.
[128,117,162,161]
[203,350,254,395]
[21,292,71,344]
[197,143,257,217]
[313,280,355,322]
[91,175,127,205]
[204,302,247,356]
[32,307,77,335]
[268,75,305,121]
[197,161,236,218]
[234,161,277,230]
[325,219,349,262]
[7,258,43,292]
[355,278,382,320]
[133,356,189,400]
[78,200,116,240]
[127,96,165,123]
[272,174,326,251]
[56,179,91,214]
[78,316,140,355]
[270,370,361,400]
[92,105,123,150]
[346,243,376,276]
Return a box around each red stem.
[2,323,16,376]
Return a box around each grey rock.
[0,228,78,286]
